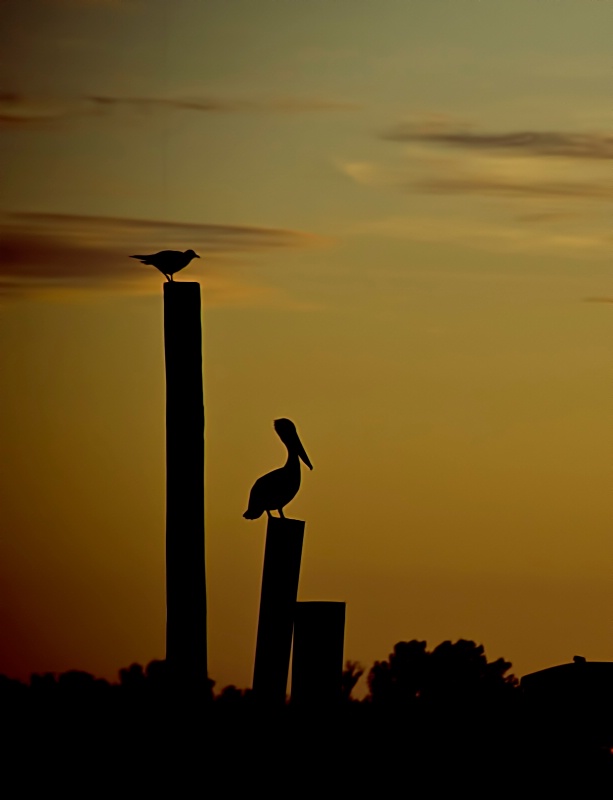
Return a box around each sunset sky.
[2,0,613,693]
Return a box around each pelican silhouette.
[243,419,313,520]
[129,249,200,281]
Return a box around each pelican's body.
[244,419,312,519]
[129,249,200,281]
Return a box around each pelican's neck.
[284,445,301,470]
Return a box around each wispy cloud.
[341,117,613,207]
[416,177,613,200]
[0,91,359,128]
[349,215,613,260]
[42,0,137,8]
[0,212,323,301]
[0,93,76,127]
[382,126,613,161]
[516,212,585,224]
[89,94,360,113]
[341,120,613,258]
[583,296,613,304]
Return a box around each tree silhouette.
[119,663,147,691]
[368,639,517,707]
[341,660,364,702]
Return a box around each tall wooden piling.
[163,281,207,685]
[292,601,346,706]
[253,517,304,704]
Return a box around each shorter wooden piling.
[292,601,346,706]
[253,517,304,704]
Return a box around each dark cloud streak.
[0,93,75,126]
[416,178,613,200]
[0,92,359,128]
[0,212,321,293]
[89,95,360,112]
[584,297,613,304]
[88,96,234,113]
[382,125,613,160]
[516,212,583,224]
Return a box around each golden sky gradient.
[1,0,613,693]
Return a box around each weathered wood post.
[291,601,346,706]
[253,516,304,704]
[163,281,207,686]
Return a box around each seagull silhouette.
[129,249,200,281]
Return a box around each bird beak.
[297,438,313,470]
[195,253,201,258]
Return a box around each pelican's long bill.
[297,438,313,471]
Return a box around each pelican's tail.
[243,506,264,520]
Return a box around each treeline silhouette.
[2,639,612,790]
[1,639,517,705]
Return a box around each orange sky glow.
[1,0,613,695]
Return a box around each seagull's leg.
[279,508,285,519]
[164,274,171,282]
[266,510,272,519]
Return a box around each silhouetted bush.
[341,660,364,702]
[215,685,254,705]
[1,643,612,789]
[119,663,146,691]
[368,638,518,708]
